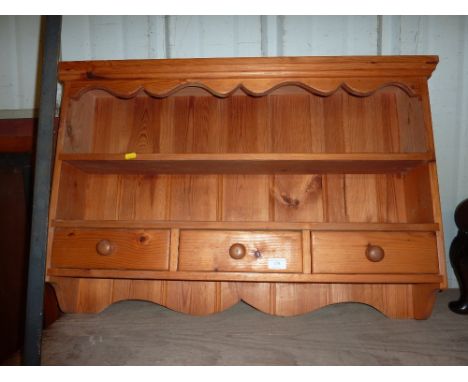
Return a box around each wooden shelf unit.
[46,56,446,319]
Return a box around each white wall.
[0,15,466,287]
[0,16,41,112]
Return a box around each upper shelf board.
[60,153,434,175]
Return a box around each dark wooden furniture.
[449,198,468,314]
[0,151,30,362]
[0,118,62,364]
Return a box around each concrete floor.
[6,289,468,365]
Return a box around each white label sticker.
[267,258,287,270]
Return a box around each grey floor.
[38,289,468,365]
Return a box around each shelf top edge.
[59,55,439,81]
[59,152,436,161]
[52,220,440,231]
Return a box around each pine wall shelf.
[46,56,446,319]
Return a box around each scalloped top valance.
[58,56,439,99]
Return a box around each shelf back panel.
[63,86,428,155]
[56,163,434,224]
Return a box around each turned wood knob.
[96,239,114,256]
[229,243,246,259]
[366,244,385,262]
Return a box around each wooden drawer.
[51,228,170,270]
[311,232,438,274]
[178,230,303,273]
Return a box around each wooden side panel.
[412,283,439,319]
[428,162,447,288]
[179,230,303,273]
[403,165,435,223]
[63,92,96,153]
[312,231,439,274]
[55,163,88,220]
[51,228,170,270]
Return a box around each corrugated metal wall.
[0,16,41,111]
[1,15,466,288]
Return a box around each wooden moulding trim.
[59,56,439,81]
[47,268,442,284]
[65,79,422,100]
[52,220,440,232]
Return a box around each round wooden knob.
[229,243,246,259]
[366,244,385,262]
[96,239,114,256]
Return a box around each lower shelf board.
[52,220,440,231]
[48,276,440,319]
[47,268,442,284]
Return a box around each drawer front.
[51,228,170,270]
[312,232,438,274]
[179,230,303,273]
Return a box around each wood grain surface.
[62,88,428,155]
[178,230,303,273]
[51,228,170,270]
[48,276,439,319]
[46,56,446,319]
[311,231,439,274]
[54,168,435,225]
[60,153,434,174]
[59,55,438,81]
[47,268,442,284]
